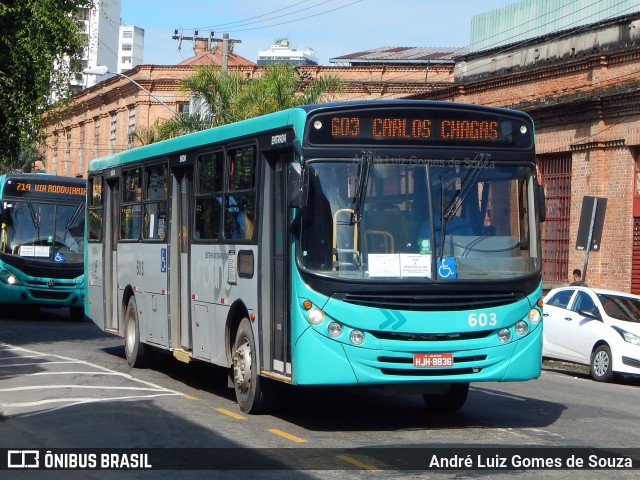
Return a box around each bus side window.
[143,163,168,240]
[224,146,256,241]
[121,168,142,240]
[194,151,224,240]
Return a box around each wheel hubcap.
[593,351,609,377]
[125,315,134,354]
[233,338,252,394]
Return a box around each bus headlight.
[528,308,541,323]
[307,308,324,325]
[0,272,20,285]
[350,329,365,345]
[327,322,342,337]
[515,320,529,336]
[498,328,511,343]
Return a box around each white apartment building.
[118,25,144,73]
[69,0,121,93]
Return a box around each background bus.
[85,100,545,413]
[0,173,86,320]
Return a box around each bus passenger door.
[169,168,192,353]
[104,178,118,332]
[264,150,292,376]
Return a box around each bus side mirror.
[537,184,546,223]
[288,163,307,208]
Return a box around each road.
[1,308,639,479]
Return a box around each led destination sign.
[307,109,532,149]
[4,179,86,200]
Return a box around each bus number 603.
[468,312,497,327]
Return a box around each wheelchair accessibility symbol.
[54,252,65,263]
[437,257,457,279]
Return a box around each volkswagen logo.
[47,280,55,288]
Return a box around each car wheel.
[590,345,614,382]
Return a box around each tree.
[0,0,91,172]
[135,64,343,144]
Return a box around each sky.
[120,0,520,66]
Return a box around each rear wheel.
[124,296,147,368]
[423,382,470,412]
[591,345,614,382]
[232,318,269,413]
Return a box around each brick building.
[416,13,640,293]
[41,13,640,292]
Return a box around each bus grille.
[30,290,71,300]
[374,331,493,341]
[380,367,481,376]
[0,253,82,279]
[333,291,523,311]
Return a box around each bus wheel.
[423,382,469,413]
[70,306,85,321]
[232,318,266,413]
[124,296,147,368]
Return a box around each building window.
[109,113,117,154]
[122,43,132,51]
[128,107,136,149]
[64,129,71,176]
[78,124,85,175]
[538,154,572,284]
[122,30,133,39]
[177,102,190,114]
[51,134,59,174]
[94,117,101,158]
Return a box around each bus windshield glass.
[2,201,85,263]
[298,156,540,281]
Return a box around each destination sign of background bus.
[84,100,544,414]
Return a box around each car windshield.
[1,201,85,263]
[298,156,541,281]
[597,293,640,323]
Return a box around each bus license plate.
[413,353,453,368]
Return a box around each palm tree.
[131,64,344,145]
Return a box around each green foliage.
[133,64,344,145]
[0,0,91,172]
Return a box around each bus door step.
[173,348,192,364]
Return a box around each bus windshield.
[298,156,540,281]
[2,201,85,263]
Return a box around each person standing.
[570,268,587,286]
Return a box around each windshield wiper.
[438,153,491,258]
[66,204,83,230]
[27,202,40,229]
[350,155,373,225]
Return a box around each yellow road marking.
[336,454,381,471]
[183,394,199,401]
[267,428,307,443]
[215,408,247,420]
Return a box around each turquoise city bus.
[0,173,86,319]
[85,100,545,413]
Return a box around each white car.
[542,286,640,381]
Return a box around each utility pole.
[173,30,240,72]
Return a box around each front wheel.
[124,296,147,368]
[423,382,470,412]
[591,345,614,382]
[232,318,269,413]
